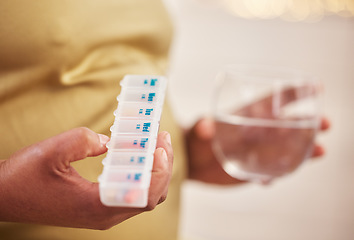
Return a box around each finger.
[320,117,331,131]
[34,127,109,167]
[311,145,325,158]
[155,131,173,173]
[194,118,215,141]
[146,148,169,209]
[147,132,173,209]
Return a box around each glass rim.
[215,64,320,86]
[214,114,321,129]
[212,64,323,123]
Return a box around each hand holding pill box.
[99,75,167,207]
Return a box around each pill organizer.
[99,75,167,207]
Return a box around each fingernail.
[161,148,168,162]
[98,134,110,146]
[165,132,171,145]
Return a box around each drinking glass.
[212,64,322,183]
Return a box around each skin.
[0,89,330,229]
[0,127,173,230]
[186,117,330,185]
[186,86,330,184]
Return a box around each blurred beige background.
[163,0,354,239]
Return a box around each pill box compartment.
[99,168,151,207]
[114,102,162,119]
[107,135,157,152]
[99,168,150,186]
[120,75,167,89]
[99,184,149,207]
[102,151,154,170]
[110,119,159,135]
[117,88,163,104]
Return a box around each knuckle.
[32,144,48,160]
[74,127,92,140]
[145,190,168,211]
[145,199,158,211]
[73,127,96,148]
[158,194,167,204]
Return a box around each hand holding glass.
[212,65,322,183]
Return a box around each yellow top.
[0,0,186,239]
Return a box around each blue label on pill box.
[144,78,158,86]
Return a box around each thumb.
[47,127,108,162]
[192,118,215,141]
[19,127,109,170]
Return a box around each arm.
[0,127,173,230]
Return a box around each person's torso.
[0,1,186,239]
